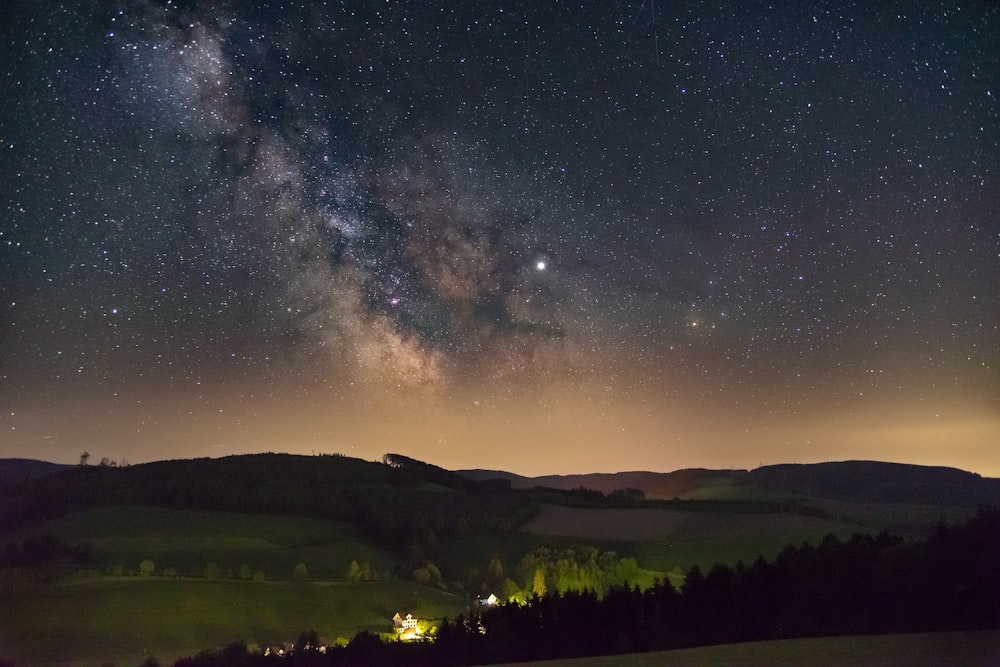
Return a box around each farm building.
[392,612,420,638]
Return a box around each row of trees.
[170,506,1000,666]
[0,536,95,593]
[515,545,641,599]
[78,451,129,467]
[1,540,379,587]
[113,559,381,582]
[457,546,643,603]
[116,560,270,582]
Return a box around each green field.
[0,577,467,666]
[521,501,977,576]
[1,506,469,666]
[10,505,397,580]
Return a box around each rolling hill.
[459,460,1000,506]
[2,454,999,665]
[0,458,71,485]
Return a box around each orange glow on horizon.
[12,378,998,480]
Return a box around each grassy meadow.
[0,577,466,666]
[11,505,395,580]
[1,506,468,666]
[520,500,979,576]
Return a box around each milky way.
[2,1,998,475]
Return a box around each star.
[0,0,996,476]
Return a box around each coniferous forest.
[170,505,1000,667]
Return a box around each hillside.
[744,461,1000,505]
[459,468,746,500]
[5,454,1000,581]
[0,458,70,485]
[460,460,1000,506]
[0,453,543,585]
[3,454,999,665]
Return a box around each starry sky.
[2,1,998,476]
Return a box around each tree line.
[169,505,1000,666]
[0,535,95,593]
[1,453,539,583]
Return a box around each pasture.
[0,506,469,666]
[10,505,394,580]
[520,501,975,574]
[0,577,466,666]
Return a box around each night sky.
[2,1,998,476]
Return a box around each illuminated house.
[392,612,419,637]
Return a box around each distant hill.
[461,461,1000,507]
[0,458,70,485]
[459,468,747,500]
[6,455,999,547]
[7,457,998,508]
[745,460,1000,505]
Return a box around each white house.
[392,612,419,636]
